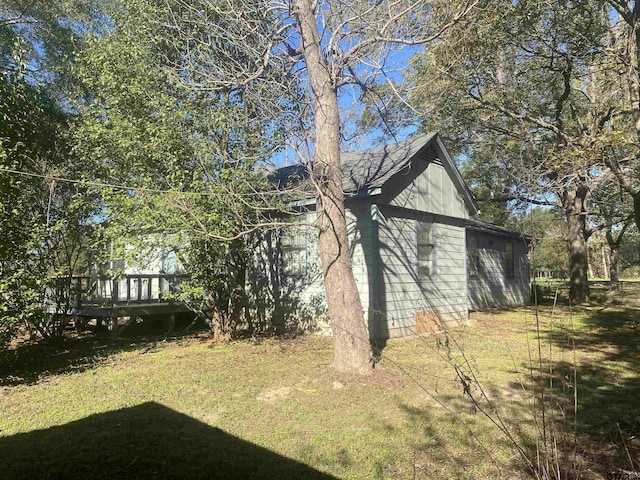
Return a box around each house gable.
[271,133,478,218]
[270,134,528,340]
[379,135,477,219]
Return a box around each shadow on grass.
[0,319,208,387]
[0,401,337,480]
[479,305,640,476]
[404,402,507,476]
[394,304,640,478]
[547,307,640,472]
[388,397,534,479]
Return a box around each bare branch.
[337,0,478,70]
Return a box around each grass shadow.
[391,304,640,478]
[545,306,640,473]
[485,304,640,476]
[391,397,533,479]
[0,401,337,479]
[0,318,208,386]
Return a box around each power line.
[0,166,264,198]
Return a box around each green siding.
[292,206,374,335]
[376,206,468,339]
[389,161,469,220]
[275,139,529,339]
[467,231,530,309]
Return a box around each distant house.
[271,133,530,340]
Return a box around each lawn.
[1,298,639,479]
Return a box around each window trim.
[505,241,515,278]
[281,211,320,285]
[416,220,436,279]
[468,235,480,277]
[281,226,310,283]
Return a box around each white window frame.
[281,225,310,283]
[416,220,436,278]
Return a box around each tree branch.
[337,0,478,70]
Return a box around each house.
[271,133,530,340]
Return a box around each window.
[505,241,514,278]
[417,221,435,277]
[281,226,309,280]
[468,235,480,277]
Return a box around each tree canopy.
[3,0,639,352]
[0,0,102,344]
[407,0,639,301]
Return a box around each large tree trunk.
[634,192,640,232]
[563,184,590,303]
[609,247,620,285]
[628,2,640,146]
[293,0,373,375]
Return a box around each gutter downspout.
[370,203,381,340]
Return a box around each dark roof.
[271,133,478,215]
[271,133,437,195]
[340,133,438,194]
[269,164,310,191]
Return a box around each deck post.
[108,315,118,337]
[166,312,175,335]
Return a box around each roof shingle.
[271,133,437,195]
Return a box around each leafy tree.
[0,1,101,345]
[604,1,640,230]
[518,208,568,278]
[589,173,635,283]
[459,154,518,227]
[0,0,99,85]
[71,0,291,341]
[618,224,640,276]
[408,0,624,303]
[0,79,99,343]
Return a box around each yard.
[1,289,639,479]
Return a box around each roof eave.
[284,186,382,208]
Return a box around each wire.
[0,166,254,198]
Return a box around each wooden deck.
[47,274,193,336]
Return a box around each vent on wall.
[415,309,443,334]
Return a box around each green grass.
[1,300,639,479]
[532,279,640,307]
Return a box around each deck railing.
[50,274,188,310]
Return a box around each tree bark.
[293,0,373,375]
[634,192,640,232]
[563,184,590,303]
[625,3,640,230]
[628,2,640,146]
[609,247,620,285]
[605,221,630,289]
